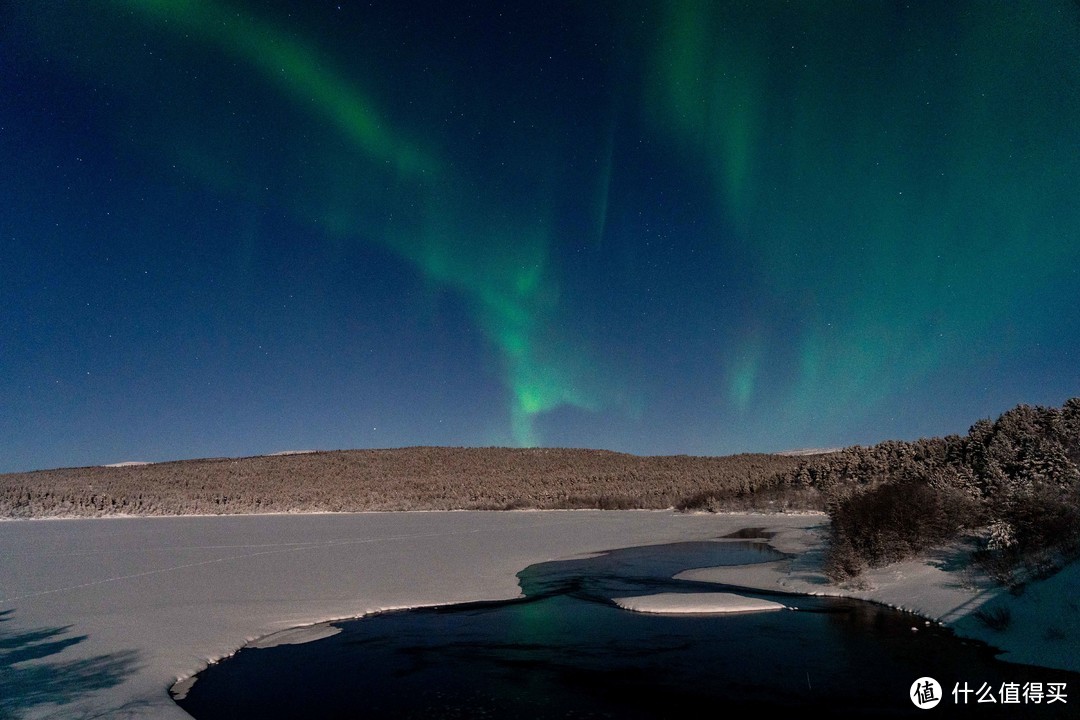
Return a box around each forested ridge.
[0,448,807,517]
[769,398,1080,580]
[5,398,1078,582]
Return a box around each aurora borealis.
[3,1,1079,472]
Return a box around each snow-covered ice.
[1,510,1075,719]
[1,510,816,719]
[613,591,786,614]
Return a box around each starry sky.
[3,1,1079,472]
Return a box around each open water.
[175,532,1078,718]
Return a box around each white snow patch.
[248,623,342,648]
[776,448,843,456]
[614,591,786,614]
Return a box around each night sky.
[3,1,1079,472]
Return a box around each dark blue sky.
[3,1,1079,472]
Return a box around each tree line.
[5,398,1077,584]
[771,398,1080,581]
[0,447,806,517]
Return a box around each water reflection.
[175,538,1078,719]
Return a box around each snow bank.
[614,591,786,614]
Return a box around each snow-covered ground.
[1,510,1074,719]
[0,510,818,719]
[678,520,1080,674]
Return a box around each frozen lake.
[176,537,1079,718]
[1,511,820,718]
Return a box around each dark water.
[175,535,1078,718]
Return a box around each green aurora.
[2,0,1078,468]
[646,0,1080,434]
[104,0,625,445]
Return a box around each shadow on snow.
[0,609,141,720]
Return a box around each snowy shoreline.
[679,521,1080,675]
[1,510,1075,719]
